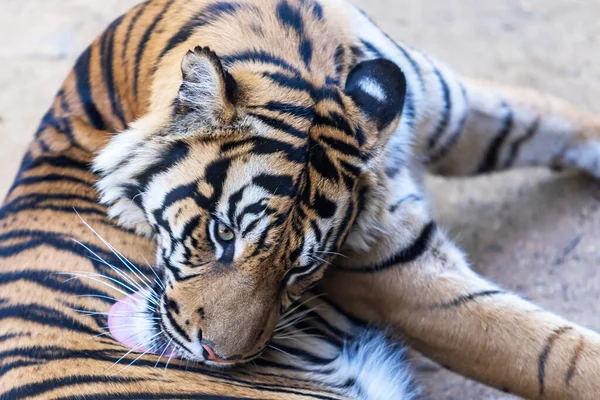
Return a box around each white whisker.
[268,344,301,361]
[75,294,117,302]
[72,239,150,298]
[74,210,160,299]
[316,250,348,259]
[155,338,173,368]
[140,252,165,291]
[59,273,135,299]
[279,293,326,319]
[107,330,163,372]
[164,346,176,371]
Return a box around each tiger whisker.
[71,309,160,319]
[74,210,161,300]
[65,279,156,316]
[140,252,165,291]
[315,250,348,259]
[72,239,152,299]
[273,334,325,340]
[279,293,326,319]
[107,330,163,372]
[155,337,173,368]
[61,271,157,311]
[164,345,176,371]
[95,323,158,337]
[60,273,136,299]
[308,255,332,266]
[75,294,117,302]
[277,305,325,330]
[111,341,159,376]
[268,344,301,361]
[275,316,318,333]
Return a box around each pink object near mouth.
[108,290,178,359]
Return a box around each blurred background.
[1,0,599,398]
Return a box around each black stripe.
[158,2,255,61]
[477,101,514,173]
[338,222,436,273]
[247,101,314,120]
[0,375,147,400]
[503,116,541,168]
[428,66,452,148]
[538,326,574,396]
[319,136,360,158]
[434,289,507,309]
[300,39,313,70]
[308,143,340,182]
[0,303,98,336]
[260,71,340,103]
[227,185,247,224]
[134,140,190,190]
[277,0,305,35]
[133,0,176,96]
[222,51,301,74]
[333,44,345,77]
[121,1,150,83]
[313,112,354,138]
[253,174,295,197]
[248,112,307,139]
[0,270,113,304]
[74,47,105,130]
[565,335,585,386]
[10,173,92,191]
[100,15,127,128]
[360,40,384,58]
[426,83,469,164]
[165,309,192,342]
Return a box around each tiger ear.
[344,59,406,150]
[177,46,238,128]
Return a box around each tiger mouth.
[108,290,266,366]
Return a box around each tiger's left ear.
[344,59,406,150]
[176,46,238,128]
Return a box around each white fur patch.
[311,329,418,400]
[358,78,387,102]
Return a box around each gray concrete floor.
[1,0,600,398]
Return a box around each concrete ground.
[1,0,599,398]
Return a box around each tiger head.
[94,46,406,365]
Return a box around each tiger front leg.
[321,204,600,400]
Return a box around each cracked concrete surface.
[1,0,599,398]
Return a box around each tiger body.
[3,0,600,399]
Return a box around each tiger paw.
[553,128,600,179]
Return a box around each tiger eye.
[217,223,234,242]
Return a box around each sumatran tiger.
[2,0,600,398]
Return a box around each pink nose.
[202,344,238,364]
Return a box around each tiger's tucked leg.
[422,78,600,177]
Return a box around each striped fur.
[3,0,600,399]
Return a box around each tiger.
[2,0,600,398]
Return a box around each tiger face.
[95,46,406,364]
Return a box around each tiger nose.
[201,343,239,364]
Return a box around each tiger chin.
[94,40,417,397]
